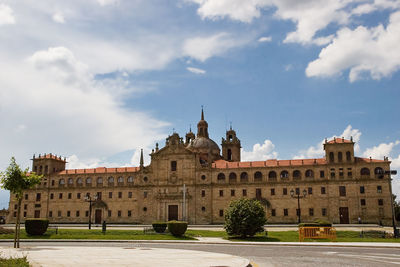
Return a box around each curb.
[1,239,400,249]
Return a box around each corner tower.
[32,153,66,175]
[323,137,355,164]
[221,126,241,162]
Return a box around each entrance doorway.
[95,209,102,224]
[339,207,349,224]
[168,205,178,221]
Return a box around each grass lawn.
[0,256,29,267]
[1,229,400,242]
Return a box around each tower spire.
[201,105,204,120]
[140,149,144,168]
[197,105,209,138]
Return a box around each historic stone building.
[7,110,395,225]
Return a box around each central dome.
[187,136,220,155]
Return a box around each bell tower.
[221,125,241,162]
[197,107,209,138]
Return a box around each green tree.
[0,157,42,248]
[224,198,267,238]
[393,194,400,222]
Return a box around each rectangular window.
[322,208,327,216]
[201,190,205,197]
[242,189,247,196]
[284,209,288,216]
[68,193,72,199]
[58,210,61,217]
[36,193,41,201]
[144,191,148,198]
[219,190,223,197]
[377,185,382,193]
[23,212,27,217]
[118,210,121,217]
[109,192,113,198]
[330,172,335,178]
[360,186,365,194]
[339,186,346,196]
[108,210,112,217]
[13,212,16,217]
[24,204,27,210]
[320,171,325,178]
[378,199,384,206]
[308,187,313,195]
[51,180,55,186]
[67,211,71,217]
[50,193,54,199]
[76,211,80,217]
[271,188,275,196]
[118,192,122,198]
[171,161,177,171]
[219,210,224,217]
[256,188,262,199]
[231,189,235,197]
[49,211,53,217]
[128,192,133,198]
[14,204,17,210]
[348,171,353,178]
[361,199,366,206]
[24,194,28,200]
[97,192,102,200]
[77,193,81,199]
[271,209,276,216]
[59,193,63,199]
[85,211,89,217]
[283,188,287,195]
[295,188,300,195]
[309,208,314,216]
[128,210,132,217]
[296,209,300,216]
[321,187,326,194]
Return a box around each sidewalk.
[0,246,250,267]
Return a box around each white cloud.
[307,11,400,82]
[294,125,362,159]
[52,12,65,24]
[363,141,400,159]
[183,32,245,62]
[187,66,206,74]
[0,4,15,25]
[258,36,272,42]
[97,0,119,6]
[241,139,278,161]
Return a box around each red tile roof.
[34,154,66,162]
[58,166,140,175]
[212,158,327,169]
[327,138,353,144]
[355,157,386,163]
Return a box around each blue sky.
[0,0,400,208]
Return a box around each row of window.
[26,191,144,202]
[55,176,139,186]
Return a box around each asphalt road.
[1,242,400,266]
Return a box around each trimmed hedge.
[167,221,188,237]
[299,219,332,227]
[152,221,167,233]
[25,219,49,236]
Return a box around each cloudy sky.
[0,0,400,208]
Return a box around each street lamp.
[85,193,98,230]
[290,188,307,224]
[385,169,398,238]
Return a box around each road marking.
[338,253,400,265]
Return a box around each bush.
[167,221,188,236]
[224,198,267,238]
[152,221,167,233]
[25,219,49,236]
[299,219,332,227]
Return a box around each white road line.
[339,253,400,265]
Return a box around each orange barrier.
[299,227,336,242]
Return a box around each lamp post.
[290,188,307,224]
[85,193,98,230]
[385,170,398,238]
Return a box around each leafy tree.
[393,194,400,222]
[0,157,42,248]
[224,198,267,238]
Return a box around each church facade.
[7,110,395,225]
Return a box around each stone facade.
[7,110,395,225]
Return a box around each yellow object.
[299,227,336,242]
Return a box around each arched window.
[346,151,351,162]
[217,173,226,182]
[240,172,248,182]
[305,169,314,178]
[108,177,114,183]
[77,178,83,184]
[229,172,237,183]
[68,178,73,185]
[86,177,92,184]
[254,171,262,182]
[360,168,370,176]
[118,176,124,183]
[127,176,134,183]
[227,149,232,161]
[59,179,65,185]
[268,171,277,179]
[375,167,384,175]
[280,170,289,179]
[338,152,343,162]
[97,177,103,184]
[329,152,334,163]
[293,170,301,179]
